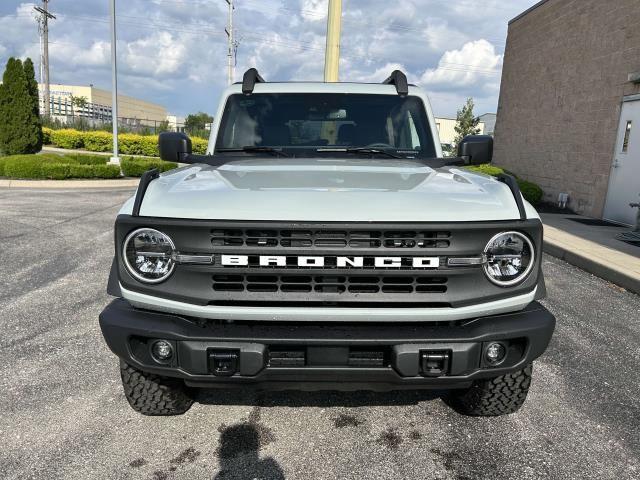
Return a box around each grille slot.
[212,275,448,294]
[210,229,451,249]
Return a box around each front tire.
[446,364,533,416]
[120,361,193,416]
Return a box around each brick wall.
[494,0,640,216]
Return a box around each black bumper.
[99,299,555,391]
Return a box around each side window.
[622,121,632,153]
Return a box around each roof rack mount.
[242,68,265,95]
[383,70,409,96]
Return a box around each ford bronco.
[99,69,555,416]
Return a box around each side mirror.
[457,135,493,165]
[159,132,192,163]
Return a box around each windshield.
[215,93,437,158]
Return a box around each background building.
[478,113,496,136]
[494,0,640,225]
[39,83,169,128]
[435,117,486,147]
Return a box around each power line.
[33,0,56,116]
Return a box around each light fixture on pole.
[109,0,120,166]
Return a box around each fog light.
[152,340,173,361]
[485,342,506,365]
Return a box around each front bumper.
[99,299,555,391]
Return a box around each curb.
[0,178,139,189]
[543,225,640,295]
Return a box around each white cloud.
[122,32,187,76]
[0,0,541,116]
[300,0,327,21]
[420,40,503,90]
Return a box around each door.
[604,98,640,226]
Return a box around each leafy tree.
[71,95,89,112]
[453,98,481,149]
[0,57,43,155]
[185,111,213,132]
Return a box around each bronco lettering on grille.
[220,255,440,268]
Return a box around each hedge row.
[43,127,208,156]
[465,164,543,205]
[0,153,177,179]
[121,157,178,177]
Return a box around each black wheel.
[119,361,193,416]
[445,364,533,417]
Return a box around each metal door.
[604,98,640,226]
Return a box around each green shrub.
[91,164,121,179]
[121,157,177,177]
[0,153,120,179]
[60,153,108,165]
[119,133,159,156]
[3,156,44,178]
[0,58,43,155]
[82,130,112,152]
[50,129,84,149]
[68,164,94,178]
[517,179,543,205]
[192,137,208,155]
[41,163,70,180]
[465,164,505,177]
[42,127,53,145]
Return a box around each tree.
[185,111,213,132]
[453,98,481,149]
[71,95,89,115]
[0,57,43,155]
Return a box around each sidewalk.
[542,213,640,295]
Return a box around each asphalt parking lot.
[0,188,639,480]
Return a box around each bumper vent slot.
[210,229,451,249]
[212,275,448,294]
[268,349,305,367]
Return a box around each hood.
[123,158,534,222]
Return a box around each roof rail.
[242,68,265,95]
[383,70,409,96]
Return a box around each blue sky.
[0,0,539,118]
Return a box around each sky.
[0,0,539,118]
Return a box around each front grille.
[211,229,451,249]
[116,217,543,309]
[213,274,448,294]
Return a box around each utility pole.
[224,0,238,85]
[324,0,342,82]
[109,0,120,165]
[34,0,55,116]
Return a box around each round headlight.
[123,228,175,283]
[483,231,535,287]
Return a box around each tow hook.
[208,350,240,376]
[421,350,451,377]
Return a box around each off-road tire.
[120,361,193,416]
[446,364,533,416]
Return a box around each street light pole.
[109,0,120,165]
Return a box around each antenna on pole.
[224,0,240,85]
[34,0,55,117]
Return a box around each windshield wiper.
[316,147,401,159]
[216,146,289,157]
